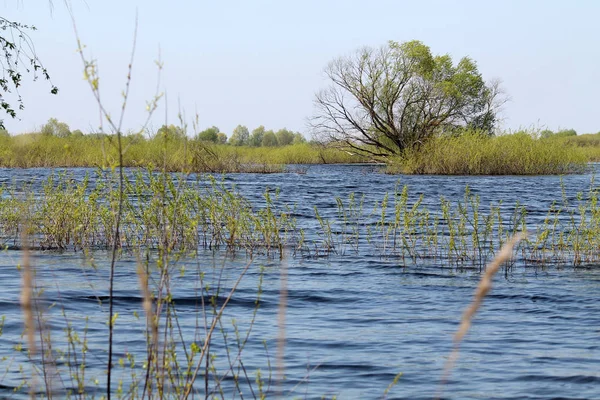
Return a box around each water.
[1,165,599,399]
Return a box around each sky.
[1,0,599,136]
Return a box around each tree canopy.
[229,124,249,146]
[249,125,265,147]
[311,40,505,157]
[196,126,220,142]
[41,118,71,137]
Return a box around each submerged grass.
[0,170,296,257]
[3,169,598,398]
[1,171,599,269]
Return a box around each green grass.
[3,130,599,175]
[557,132,600,161]
[0,134,366,171]
[2,171,600,267]
[388,131,588,175]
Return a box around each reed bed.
[298,181,600,269]
[0,134,365,171]
[559,133,600,162]
[388,132,587,175]
[1,171,599,268]
[0,170,295,257]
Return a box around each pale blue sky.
[2,0,599,136]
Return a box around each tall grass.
[0,134,366,171]
[388,131,587,175]
[558,132,600,161]
[3,173,600,269]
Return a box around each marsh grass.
[7,171,598,398]
[3,173,600,269]
[388,131,588,175]
[0,134,366,172]
[558,133,600,162]
[0,171,296,257]
[297,181,600,269]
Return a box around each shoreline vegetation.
[1,125,600,174]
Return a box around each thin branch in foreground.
[20,228,36,400]
[436,232,525,400]
[275,256,288,396]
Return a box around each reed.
[388,131,587,175]
[436,233,525,400]
[3,172,600,268]
[0,134,366,171]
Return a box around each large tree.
[311,40,504,158]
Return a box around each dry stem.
[436,232,525,399]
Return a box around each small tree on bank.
[249,125,265,147]
[229,124,249,146]
[196,126,220,143]
[275,128,295,146]
[156,124,186,140]
[311,40,506,158]
[262,130,277,147]
[41,118,71,137]
[217,132,228,144]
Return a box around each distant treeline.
[2,118,600,174]
[0,118,308,148]
[0,118,367,171]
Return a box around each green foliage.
[261,130,277,147]
[540,129,555,139]
[229,124,250,146]
[216,131,227,144]
[390,131,586,175]
[313,40,504,158]
[40,118,71,137]
[275,128,295,146]
[293,132,306,144]
[541,128,577,139]
[196,126,219,142]
[156,124,186,141]
[555,128,577,137]
[0,17,58,129]
[249,125,265,146]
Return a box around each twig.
[275,256,288,396]
[20,229,35,400]
[436,232,525,400]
